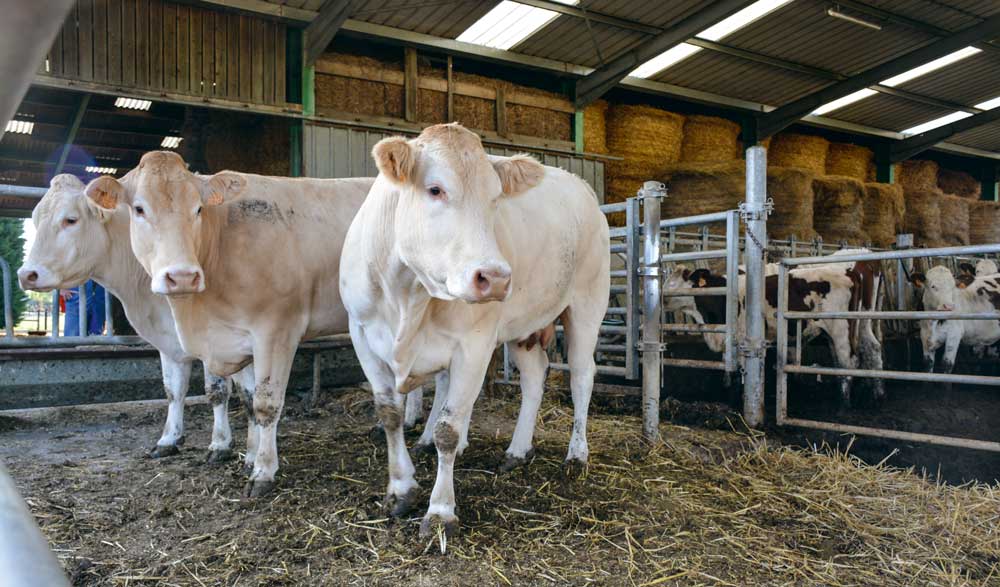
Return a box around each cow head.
[976,259,998,276]
[18,174,116,291]
[910,265,958,311]
[372,123,544,303]
[84,151,246,295]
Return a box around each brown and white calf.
[680,251,885,407]
[18,174,250,461]
[340,123,610,536]
[83,152,380,496]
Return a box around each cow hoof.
[419,513,460,539]
[242,462,254,477]
[368,424,385,443]
[386,488,420,518]
[205,449,233,465]
[563,458,588,478]
[498,449,535,473]
[413,441,436,456]
[148,444,181,459]
[244,479,276,498]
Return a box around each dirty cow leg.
[941,333,961,392]
[501,343,548,472]
[231,366,258,476]
[827,322,855,409]
[246,333,298,498]
[421,345,494,538]
[563,307,600,466]
[204,369,233,464]
[858,324,885,402]
[415,371,449,453]
[151,353,193,458]
[404,386,424,429]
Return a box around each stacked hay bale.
[903,188,944,247]
[939,194,971,246]
[315,53,405,119]
[825,143,873,181]
[679,115,741,163]
[658,161,817,240]
[604,105,685,225]
[938,168,981,199]
[202,111,290,176]
[970,201,1000,244]
[862,183,905,247]
[768,133,830,174]
[582,100,608,154]
[895,160,939,192]
[812,176,869,244]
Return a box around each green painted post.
[574,110,584,153]
[290,121,303,177]
[302,65,315,118]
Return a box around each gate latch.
[738,198,774,222]
[637,266,660,277]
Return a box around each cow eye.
[64,217,77,226]
[428,186,445,199]
[196,206,203,216]
[134,205,145,216]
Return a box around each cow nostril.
[191,273,201,288]
[26,271,38,283]
[165,273,178,288]
[475,271,490,292]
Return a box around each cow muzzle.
[462,262,511,303]
[153,264,205,295]
[17,265,58,291]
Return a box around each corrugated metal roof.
[352,0,501,39]
[951,119,1000,152]
[826,92,951,132]
[896,51,1000,108]
[874,0,1000,30]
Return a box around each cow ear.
[493,154,544,197]
[201,172,246,206]
[373,136,416,185]
[85,176,126,211]
[681,268,691,280]
[960,263,975,277]
[909,273,926,288]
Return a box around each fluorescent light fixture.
[85,166,118,175]
[900,111,972,136]
[114,97,152,111]
[456,0,578,50]
[5,120,33,135]
[161,136,183,149]
[975,95,1000,110]
[812,46,981,115]
[630,0,794,79]
[827,8,881,30]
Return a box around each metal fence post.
[0,464,72,587]
[742,145,769,429]
[776,262,790,425]
[0,256,13,337]
[50,290,59,337]
[104,289,114,336]
[78,283,87,337]
[625,197,641,380]
[724,211,739,372]
[640,181,665,441]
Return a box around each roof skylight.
[456,0,578,51]
[898,94,1000,136]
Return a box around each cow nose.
[153,265,205,295]
[470,264,511,302]
[17,267,38,289]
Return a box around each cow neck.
[197,201,227,290]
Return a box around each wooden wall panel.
[40,0,290,107]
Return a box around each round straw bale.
[937,168,981,199]
[679,115,740,163]
[903,187,944,247]
[969,200,1000,244]
[768,133,829,175]
[583,100,608,154]
[939,194,971,246]
[768,166,818,240]
[894,160,939,192]
[812,175,869,244]
[606,104,684,176]
[825,143,873,180]
[862,183,905,247]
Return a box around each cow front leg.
[230,365,257,475]
[415,371,448,454]
[827,322,855,410]
[858,326,886,404]
[562,307,601,467]
[500,343,548,472]
[150,354,193,458]
[246,334,298,498]
[204,369,234,464]
[941,333,961,392]
[421,345,494,538]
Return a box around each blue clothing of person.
[63,280,106,336]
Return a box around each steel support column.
[640,182,665,441]
[742,145,768,428]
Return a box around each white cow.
[340,123,610,536]
[18,174,251,461]
[910,265,1000,377]
[83,152,380,496]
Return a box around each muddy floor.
[3,385,999,587]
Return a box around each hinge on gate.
[738,198,774,221]
[636,181,667,200]
[637,341,669,352]
[637,266,660,277]
[738,338,770,358]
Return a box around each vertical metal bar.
[724,210,739,372]
[790,234,798,258]
[104,289,114,336]
[78,283,87,337]
[640,182,664,441]
[0,464,72,587]
[667,226,675,253]
[625,196,641,380]
[50,290,59,337]
[743,145,768,428]
[776,262,789,425]
[0,256,12,338]
[795,319,802,366]
[895,233,913,336]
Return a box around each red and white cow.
[340,123,610,536]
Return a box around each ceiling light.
[161,136,183,149]
[811,89,878,115]
[85,166,118,175]
[456,0,578,51]
[900,111,973,136]
[827,8,882,30]
[114,97,152,111]
[4,120,34,135]
[630,0,794,79]
[975,96,1000,110]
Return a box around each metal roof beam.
[53,93,90,175]
[573,0,758,108]
[891,108,1000,162]
[304,0,354,66]
[757,13,1000,139]
[833,0,1000,55]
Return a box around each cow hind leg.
[230,366,258,476]
[150,354,192,458]
[826,323,855,410]
[415,371,448,454]
[500,343,548,472]
[204,369,234,464]
[858,325,886,404]
[403,386,424,429]
[562,305,602,469]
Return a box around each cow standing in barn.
[18,174,250,462]
[340,123,610,536]
[681,251,885,408]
